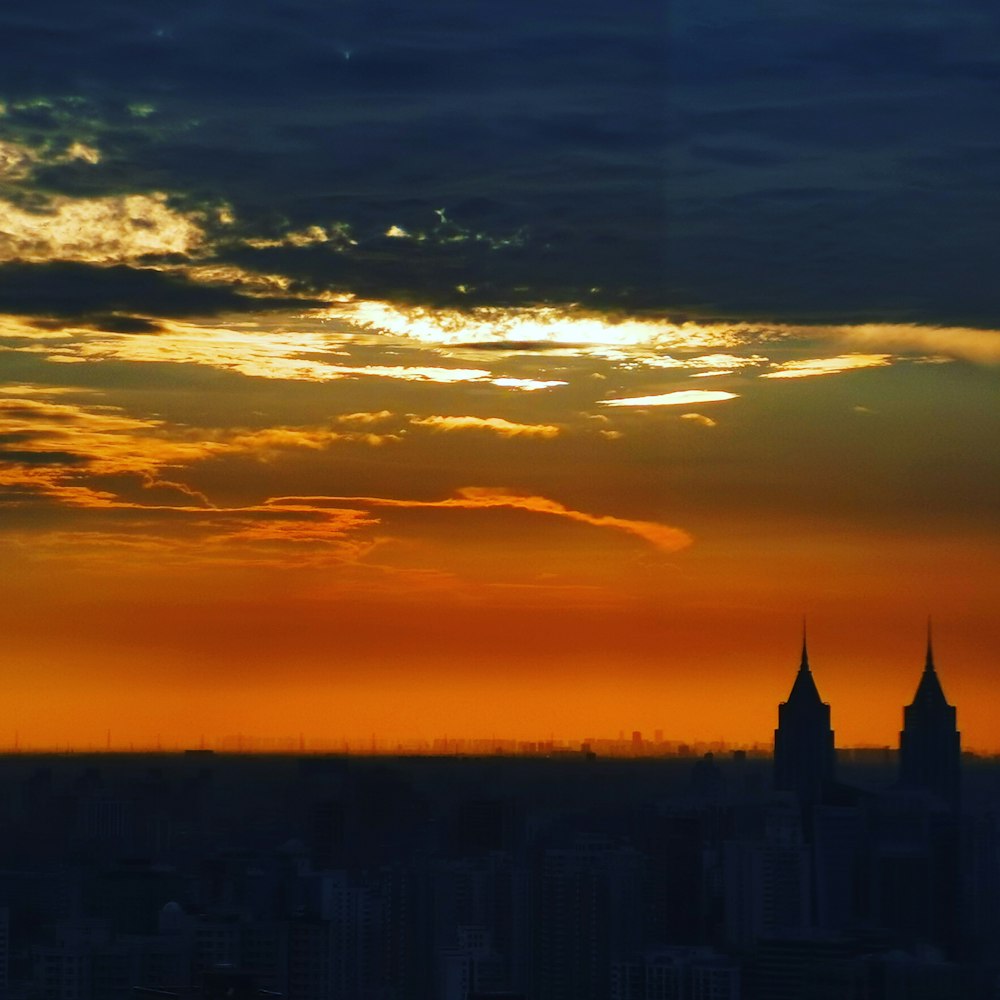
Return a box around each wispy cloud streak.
[273,488,692,554]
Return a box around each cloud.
[691,353,767,369]
[80,315,165,334]
[5,315,572,390]
[0,139,38,181]
[342,364,493,384]
[0,137,100,183]
[449,340,582,354]
[490,377,568,391]
[601,390,739,407]
[0,263,319,319]
[226,427,401,453]
[0,193,204,264]
[681,413,717,428]
[8,503,381,572]
[12,319,365,382]
[834,324,1000,366]
[197,505,377,549]
[332,300,776,350]
[244,224,351,250]
[273,487,692,554]
[760,354,892,379]
[336,411,395,425]
[0,383,99,397]
[0,394,397,510]
[633,352,768,373]
[410,415,560,438]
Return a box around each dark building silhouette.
[0,627,995,998]
[773,632,835,803]
[899,624,961,809]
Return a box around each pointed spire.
[910,619,948,709]
[786,621,824,706]
[925,616,935,673]
[775,621,835,799]
[900,618,960,808]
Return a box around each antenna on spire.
[800,617,810,671]
[925,615,935,672]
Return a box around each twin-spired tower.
[774,626,961,806]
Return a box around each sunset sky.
[1,0,998,751]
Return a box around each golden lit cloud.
[178,264,297,297]
[631,352,767,372]
[0,136,101,183]
[760,354,892,379]
[336,411,395,425]
[28,321,354,382]
[327,303,1000,374]
[226,427,400,452]
[490,377,568,391]
[331,300,776,350]
[0,315,75,341]
[0,192,205,263]
[601,390,739,407]
[692,353,766,369]
[245,225,340,249]
[0,382,99,396]
[344,364,492,383]
[0,139,37,180]
[12,318,573,390]
[409,415,561,437]
[239,220,358,252]
[0,395,396,509]
[681,413,718,428]
[835,324,1000,365]
[65,141,101,165]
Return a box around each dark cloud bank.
[2,0,999,325]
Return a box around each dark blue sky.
[1,0,999,323]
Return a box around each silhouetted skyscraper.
[774,631,835,802]
[899,624,961,808]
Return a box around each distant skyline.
[1,1,998,751]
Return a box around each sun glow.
[329,301,775,350]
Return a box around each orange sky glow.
[2,1,1000,769]
[2,298,999,752]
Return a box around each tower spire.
[774,626,835,801]
[900,620,960,808]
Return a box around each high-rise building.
[899,624,961,809]
[773,632,835,803]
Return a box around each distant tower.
[899,623,961,808]
[774,628,835,802]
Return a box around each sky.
[1,0,998,751]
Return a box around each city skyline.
[0,625,980,756]
[1,1,998,752]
